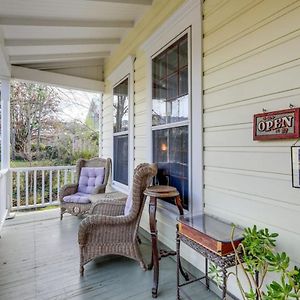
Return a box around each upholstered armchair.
[60,157,111,220]
[78,163,157,275]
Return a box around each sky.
[56,87,100,123]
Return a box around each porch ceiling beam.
[17,58,104,71]
[5,38,120,47]
[0,28,10,77]
[10,51,110,64]
[12,65,104,92]
[86,0,152,4]
[0,16,134,28]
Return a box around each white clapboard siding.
[204,34,300,90]
[134,54,149,166]
[204,0,297,54]
[203,0,258,36]
[205,167,299,207]
[102,90,113,158]
[204,91,300,126]
[204,125,298,148]
[204,150,290,175]
[204,1,300,68]
[204,62,300,109]
[203,0,300,268]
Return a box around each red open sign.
[253,108,300,141]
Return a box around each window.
[152,34,190,209]
[113,78,129,185]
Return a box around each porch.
[0,209,216,300]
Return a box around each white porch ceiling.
[0,0,152,82]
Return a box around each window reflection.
[153,126,189,209]
[113,78,129,133]
[152,34,188,126]
[113,135,128,185]
[113,78,129,185]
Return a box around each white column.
[1,78,10,170]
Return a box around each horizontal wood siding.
[134,50,149,166]
[102,83,113,160]
[203,0,300,268]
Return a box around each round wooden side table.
[144,185,187,298]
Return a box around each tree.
[10,81,60,162]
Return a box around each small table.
[176,214,244,300]
[144,185,187,298]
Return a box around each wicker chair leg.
[60,207,66,220]
[80,265,84,276]
[139,260,147,271]
[137,235,142,244]
[134,242,146,271]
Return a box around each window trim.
[108,56,135,192]
[141,0,202,216]
[151,29,191,211]
[112,76,129,188]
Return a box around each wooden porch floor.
[0,209,217,300]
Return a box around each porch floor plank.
[0,209,217,300]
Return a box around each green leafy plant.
[229,225,300,300]
[208,262,224,288]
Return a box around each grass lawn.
[10,160,67,168]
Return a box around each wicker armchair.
[78,163,157,276]
[60,157,111,220]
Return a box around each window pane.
[113,78,128,133]
[153,55,166,80]
[152,99,167,126]
[179,67,188,96]
[179,38,188,68]
[152,34,188,126]
[167,73,178,100]
[167,46,178,75]
[152,126,189,209]
[170,95,189,123]
[113,134,128,185]
[152,79,167,126]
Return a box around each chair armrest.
[60,183,78,200]
[92,184,106,194]
[89,199,126,215]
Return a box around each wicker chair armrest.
[92,184,106,194]
[59,184,78,200]
[89,199,126,215]
[78,214,132,245]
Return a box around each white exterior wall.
[203,0,300,268]
[101,0,300,297]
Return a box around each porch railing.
[0,169,9,227]
[10,166,76,211]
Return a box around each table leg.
[205,257,210,289]
[176,225,181,300]
[148,196,159,298]
[175,195,184,215]
[222,269,227,300]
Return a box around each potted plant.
[229,225,300,300]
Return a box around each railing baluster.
[34,170,37,206]
[49,170,53,204]
[64,170,67,185]
[57,170,60,202]
[71,170,75,183]
[42,170,45,205]
[25,171,29,207]
[10,171,14,209]
[16,171,20,209]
